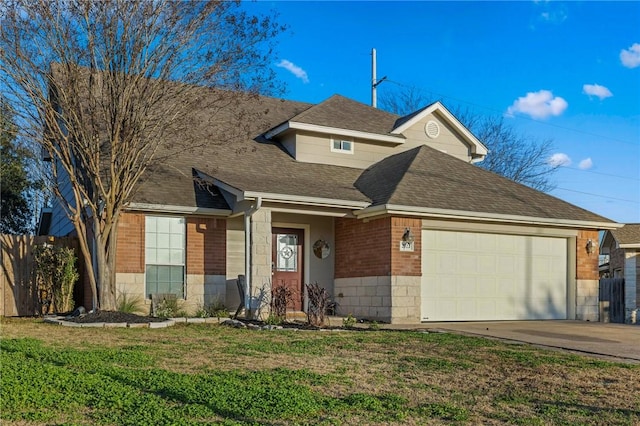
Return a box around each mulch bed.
[64,311,165,324]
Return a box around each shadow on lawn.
[532,399,640,419]
[102,368,313,425]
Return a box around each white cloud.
[540,9,567,24]
[548,153,571,167]
[582,84,613,100]
[620,43,640,68]
[506,90,568,119]
[578,158,593,170]
[276,59,309,83]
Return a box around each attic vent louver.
[425,120,440,139]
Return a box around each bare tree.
[379,86,559,192]
[0,0,284,310]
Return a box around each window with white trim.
[145,216,185,298]
[331,138,354,154]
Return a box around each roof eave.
[265,121,405,144]
[353,204,621,230]
[126,203,232,216]
[243,191,370,210]
[619,243,640,249]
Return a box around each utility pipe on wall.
[243,197,262,313]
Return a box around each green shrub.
[33,244,78,314]
[154,298,180,319]
[116,292,144,315]
[342,314,356,328]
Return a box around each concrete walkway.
[388,321,640,364]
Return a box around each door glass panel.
[276,234,298,272]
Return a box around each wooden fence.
[1,235,83,317]
[599,278,625,324]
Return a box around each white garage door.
[421,230,567,321]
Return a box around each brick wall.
[335,216,422,279]
[186,217,226,275]
[390,217,421,276]
[115,214,227,276]
[335,217,391,278]
[576,230,599,280]
[115,213,145,273]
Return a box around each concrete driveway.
[419,321,640,364]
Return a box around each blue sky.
[245,1,640,224]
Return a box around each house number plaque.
[399,241,414,252]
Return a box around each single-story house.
[600,224,640,321]
[45,79,619,323]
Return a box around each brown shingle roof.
[131,94,369,206]
[610,224,640,244]
[356,145,613,223]
[289,94,402,136]
[122,80,613,224]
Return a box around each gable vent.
[425,120,440,139]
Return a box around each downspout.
[244,197,262,314]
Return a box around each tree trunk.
[95,219,118,311]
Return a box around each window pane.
[170,233,183,248]
[343,141,351,151]
[157,265,171,282]
[276,234,298,272]
[146,233,157,248]
[333,140,341,150]
[157,248,171,264]
[146,216,157,233]
[156,280,171,294]
[170,218,185,233]
[145,248,156,264]
[145,267,158,296]
[170,266,184,282]
[156,216,172,231]
[156,233,170,248]
[146,265,158,283]
[170,249,183,264]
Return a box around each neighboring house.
[600,224,640,321]
[44,76,619,323]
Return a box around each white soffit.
[265,121,406,144]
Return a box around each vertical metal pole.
[372,48,377,108]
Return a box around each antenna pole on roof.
[371,48,387,108]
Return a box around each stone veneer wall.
[334,217,422,323]
[333,276,392,321]
[576,230,599,321]
[250,208,272,317]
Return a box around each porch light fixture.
[402,227,415,243]
[586,239,594,254]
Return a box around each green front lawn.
[1,318,638,425]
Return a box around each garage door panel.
[435,254,456,274]
[458,277,477,297]
[496,255,517,274]
[477,255,496,274]
[422,230,567,321]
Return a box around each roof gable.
[391,101,488,159]
[610,224,640,247]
